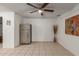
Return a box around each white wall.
[14,14,21,47]
[0,12,15,48]
[0,5,15,48]
[22,18,55,41]
[56,4,79,56]
[0,5,13,39]
[0,5,21,48]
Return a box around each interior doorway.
[0,17,3,48]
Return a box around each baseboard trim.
[32,41,54,43]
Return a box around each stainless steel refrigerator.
[20,24,32,44]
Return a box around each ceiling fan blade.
[44,9,54,12]
[27,3,38,9]
[30,10,38,13]
[40,3,49,9]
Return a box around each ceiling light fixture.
[38,10,43,14]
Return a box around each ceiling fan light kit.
[38,10,43,14]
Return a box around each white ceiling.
[0,3,78,18]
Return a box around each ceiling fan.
[27,3,54,16]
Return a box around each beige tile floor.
[0,42,74,56]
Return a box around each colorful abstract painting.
[65,15,79,36]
